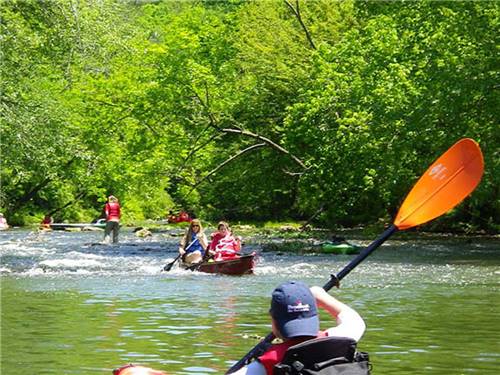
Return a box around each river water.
[1,228,499,374]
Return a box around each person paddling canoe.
[40,214,53,230]
[179,219,208,265]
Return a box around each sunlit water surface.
[1,228,499,374]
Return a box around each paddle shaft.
[323,225,398,290]
[226,139,485,374]
[163,238,199,271]
[225,224,398,374]
[164,254,182,270]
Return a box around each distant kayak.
[321,242,361,255]
[181,253,256,275]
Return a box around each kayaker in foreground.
[231,280,366,375]
[208,221,242,261]
[179,219,208,265]
[111,281,365,375]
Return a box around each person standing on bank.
[104,195,121,244]
[179,219,208,265]
[232,281,366,375]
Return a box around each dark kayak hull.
[182,254,256,275]
[50,223,106,230]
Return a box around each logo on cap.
[287,301,310,313]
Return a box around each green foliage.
[1,0,497,232]
[283,1,498,229]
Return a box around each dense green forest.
[1,0,498,232]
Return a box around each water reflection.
[1,229,499,374]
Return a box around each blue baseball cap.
[270,281,319,339]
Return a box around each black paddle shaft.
[163,254,181,272]
[225,224,398,374]
[323,225,398,290]
[163,238,200,272]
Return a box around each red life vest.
[177,211,191,222]
[209,232,241,260]
[258,331,327,375]
[105,202,121,221]
[209,232,241,251]
[41,216,52,225]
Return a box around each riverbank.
[11,219,499,246]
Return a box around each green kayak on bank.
[321,242,361,255]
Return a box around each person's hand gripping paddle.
[162,238,197,272]
[225,138,484,374]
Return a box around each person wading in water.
[103,195,121,244]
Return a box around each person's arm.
[310,286,366,342]
[198,233,208,250]
[179,234,187,255]
[234,235,242,251]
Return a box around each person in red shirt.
[40,214,53,230]
[104,195,121,244]
[177,211,191,223]
[208,221,242,261]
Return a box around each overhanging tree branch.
[188,86,308,169]
[11,159,76,212]
[284,0,317,50]
[221,128,308,170]
[300,203,325,231]
[181,85,308,191]
[171,132,223,178]
[182,143,267,199]
[201,143,267,183]
[48,191,87,217]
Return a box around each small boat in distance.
[181,253,256,276]
[321,241,361,255]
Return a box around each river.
[1,227,499,374]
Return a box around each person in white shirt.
[231,281,366,375]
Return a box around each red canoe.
[182,253,256,275]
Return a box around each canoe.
[321,242,361,255]
[182,253,256,275]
